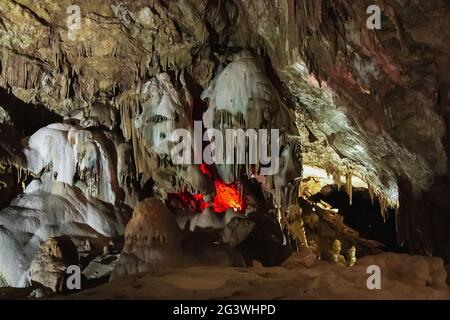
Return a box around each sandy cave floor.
[0,253,448,300]
[65,253,450,300]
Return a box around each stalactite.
[116,91,139,142]
[332,170,341,190]
[379,194,387,223]
[76,42,94,58]
[346,171,352,206]
[368,182,375,205]
[1,51,42,90]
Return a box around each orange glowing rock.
[213,180,244,213]
[170,164,245,214]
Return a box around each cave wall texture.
[0,0,450,285]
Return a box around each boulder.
[30,236,79,293]
[282,248,317,269]
[82,254,120,283]
[111,198,183,279]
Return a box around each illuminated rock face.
[0,181,130,287]
[202,51,282,132]
[23,124,136,207]
[201,52,301,208]
[0,0,450,292]
[135,73,193,158]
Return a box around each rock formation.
[111,198,184,279]
[30,236,79,293]
[0,181,129,287]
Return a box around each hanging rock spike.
[346,171,353,206]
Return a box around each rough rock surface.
[68,252,450,300]
[111,198,184,279]
[82,254,120,283]
[0,181,130,287]
[112,198,246,278]
[282,248,317,269]
[30,236,79,293]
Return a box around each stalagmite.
[346,246,357,267]
[111,198,184,279]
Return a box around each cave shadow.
[311,185,409,253]
[0,88,62,136]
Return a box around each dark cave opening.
[0,88,63,136]
[311,185,408,253]
[139,178,155,201]
[236,210,289,267]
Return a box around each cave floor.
[1,253,448,300]
[65,253,449,300]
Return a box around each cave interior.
[0,0,450,300]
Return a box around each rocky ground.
[56,253,450,300]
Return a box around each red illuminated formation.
[170,164,245,213]
[213,179,243,212]
[199,163,211,176]
[169,191,209,212]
